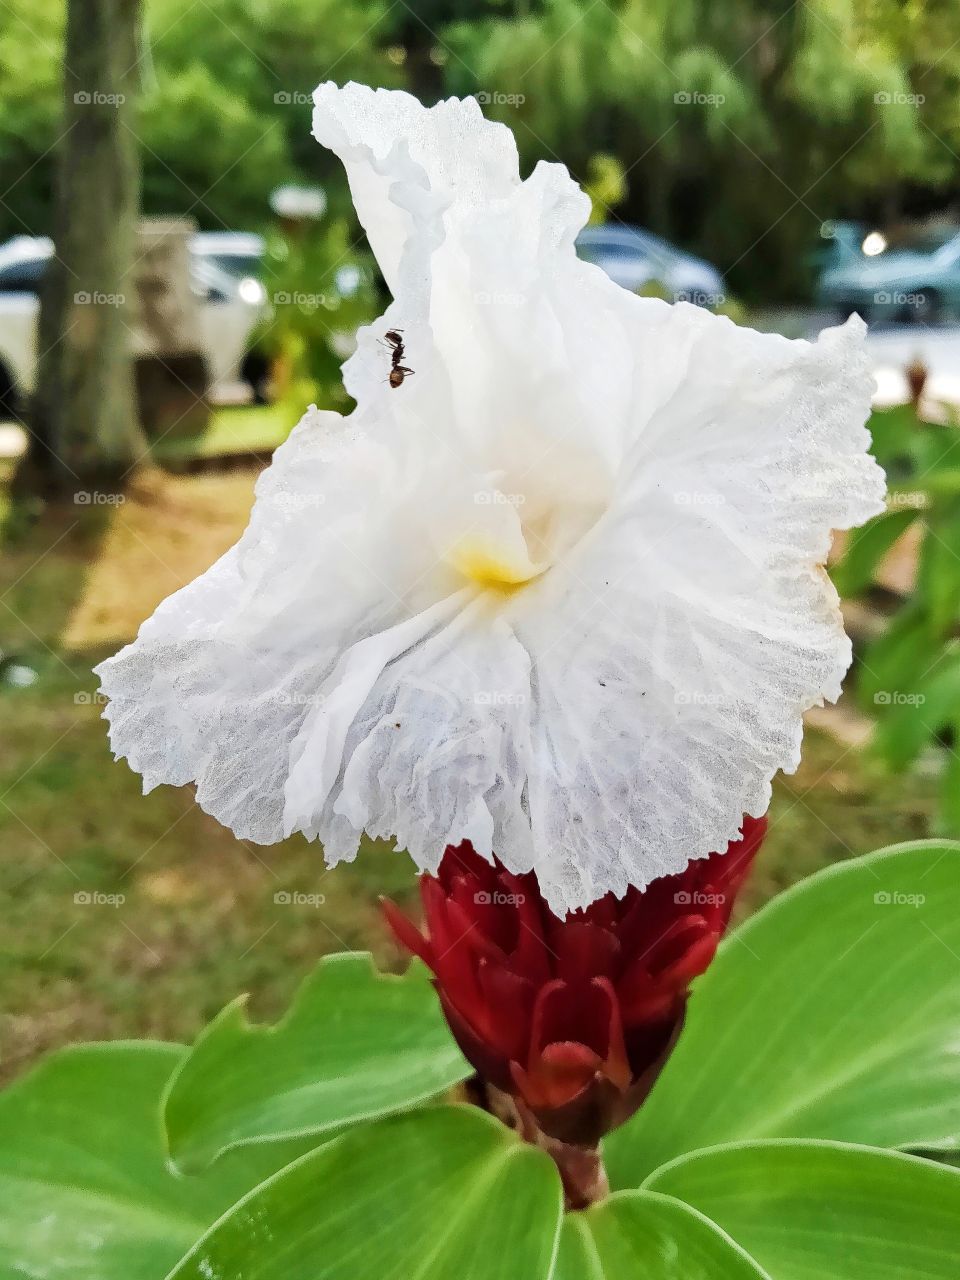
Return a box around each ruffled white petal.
[95,83,885,915]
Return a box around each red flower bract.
[384,816,766,1148]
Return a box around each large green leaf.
[830,506,918,598]
[553,1190,771,1279]
[605,841,960,1186]
[163,952,470,1173]
[645,1140,960,1279]
[167,1105,562,1280]
[0,1041,315,1280]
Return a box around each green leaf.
[830,507,917,598]
[917,468,960,499]
[604,841,960,1187]
[163,952,470,1173]
[917,506,960,635]
[645,1140,960,1279]
[938,723,960,836]
[871,646,960,769]
[167,1105,562,1279]
[858,606,930,708]
[866,404,922,471]
[0,1041,316,1280]
[553,1190,771,1279]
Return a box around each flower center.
[446,529,547,591]
[429,449,611,596]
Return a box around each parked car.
[809,219,868,279]
[818,225,960,325]
[192,231,265,291]
[0,234,267,417]
[575,224,725,306]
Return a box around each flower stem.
[486,1085,610,1211]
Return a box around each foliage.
[603,839,960,1183]
[2,841,960,1276]
[0,1,64,240]
[444,0,960,299]
[163,952,469,1173]
[833,403,960,833]
[0,0,400,241]
[583,154,628,225]
[251,217,382,409]
[5,0,960,298]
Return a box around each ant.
[381,328,414,389]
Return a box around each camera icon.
[273,291,290,305]
[274,91,292,104]
[474,890,492,905]
[74,292,91,305]
[73,91,91,105]
[74,891,91,905]
[74,490,91,504]
[874,291,891,305]
[274,891,291,905]
[874,891,891,904]
[476,91,491,104]
[674,91,692,104]
[874,91,891,105]
[874,690,891,705]
[673,890,692,905]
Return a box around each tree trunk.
[29,0,145,494]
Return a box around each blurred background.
[2,0,959,1080]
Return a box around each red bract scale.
[383,816,766,1151]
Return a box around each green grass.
[0,454,940,1082]
[151,400,296,464]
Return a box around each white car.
[0,235,267,417]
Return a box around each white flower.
[95,81,885,915]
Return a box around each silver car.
[575,224,725,307]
